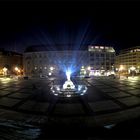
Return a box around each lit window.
[100,46,104,49]
[95,46,99,49]
[136,49,140,52]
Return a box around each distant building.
[115,46,140,74]
[0,49,22,75]
[88,45,115,75]
[23,45,89,77]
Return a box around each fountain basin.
[51,85,87,97]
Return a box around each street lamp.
[15,67,18,72]
[3,67,7,76]
[80,66,86,77]
[15,67,21,76]
[50,67,54,71]
[130,66,136,77]
[87,66,91,77]
[118,65,124,79]
[119,65,124,71]
[49,66,54,76]
[87,66,91,71]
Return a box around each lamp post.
[80,66,86,77]
[130,66,136,78]
[3,67,7,77]
[15,67,21,76]
[50,67,54,71]
[49,66,54,76]
[119,65,124,79]
[87,66,91,76]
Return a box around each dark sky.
[0,0,140,52]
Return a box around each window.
[95,46,99,49]
[100,46,104,49]
[96,54,99,57]
[90,53,94,57]
[101,53,104,57]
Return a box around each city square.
[0,0,140,139]
[0,76,140,139]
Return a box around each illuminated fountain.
[51,70,87,97]
[63,71,75,90]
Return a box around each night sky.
[0,0,140,52]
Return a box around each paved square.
[100,88,120,93]
[127,89,140,95]
[18,101,36,111]
[53,103,85,115]
[0,97,20,107]
[3,87,20,92]
[19,100,49,113]
[105,91,131,98]
[118,96,140,106]
[89,100,121,112]
[31,102,49,113]
[0,90,11,96]
[8,93,30,99]
[119,87,135,91]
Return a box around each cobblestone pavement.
[0,76,140,139]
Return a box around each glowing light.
[56,87,60,91]
[54,94,58,96]
[130,66,136,71]
[78,85,82,91]
[119,65,124,71]
[67,95,71,97]
[3,67,8,76]
[63,79,75,89]
[50,67,54,71]
[95,46,99,49]
[104,124,116,129]
[63,70,75,89]
[3,67,7,72]
[49,72,52,76]
[66,70,71,81]
[100,46,104,49]
[83,86,87,93]
[87,66,91,71]
[0,77,12,84]
[15,67,19,71]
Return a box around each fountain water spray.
[50,68,87,97]
[63,70,75,89]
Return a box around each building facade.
[0,49,23,75]
[88,45,115,75]
[23,46,89,77]
[115,46,140,74]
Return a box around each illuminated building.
[115,46,140,74]
[0,49,22,76]
[23,45,89,77]
[88,45,115,75]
